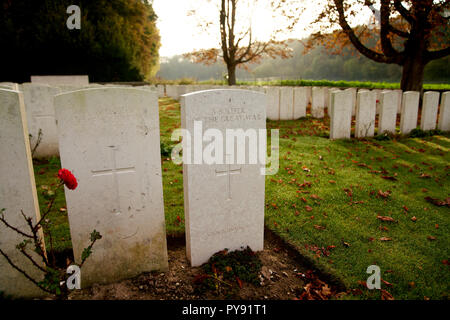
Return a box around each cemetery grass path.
[34,97,450,300]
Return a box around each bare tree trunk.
[227,64,236,86]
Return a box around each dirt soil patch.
[68,230,344,300]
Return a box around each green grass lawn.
[33,97,449,299]
[264,118,449,300]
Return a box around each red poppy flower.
[58,168,78,190]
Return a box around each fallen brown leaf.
[381,289,395,300]
[377,215,395,222]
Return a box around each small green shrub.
[375,132,393,141]
[160,141,172,157]
[409,128,442,138]
[194,247,262,297]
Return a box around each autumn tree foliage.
[185,0,300,85]
[308,0,450,92]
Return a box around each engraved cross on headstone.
[91,146,135,215]
[215,155,241,200]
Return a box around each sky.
[152,0,374,58]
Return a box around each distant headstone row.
[0,82,266,298]
[161,84,450,138]
[329,90,450,139]
[162,85,402,120]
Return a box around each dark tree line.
[0,0,160,82]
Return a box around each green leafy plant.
[194,247,262,297]
[374,132,393,141]
[409,128,442,138]
[0,169,102,299]
[160,141,172,157]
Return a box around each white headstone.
[21,83,61,158]
[57,85,88,92]
[31,75,89,86]
[246,86,265,93]
[326,87,337,109]
[400,91,420,134]
[311,87,325,118]
[394,89,403,114]
[0,89,46,298]
[183,85,194,94]
[323,87,329,109]
[420,91,440,131]
[0,82,19,90]
[347,88,357,116]
[135,85,157,93]
[305,86,312,105]
[378,90,398,135]
[177,85,188,97]
[195,85,207,91]
[181,89,266,267]
[372,89,382,114]
[355,90,376,137]
[293,87,308,119]
[156,84,165,97]
[328,88,340,112]
[165,85,178,99]
[330,89,352,139]
[437,91,450,132]
[279,87,294,120]
[54,88,168,286]
[265,86,280,120]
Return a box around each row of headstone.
[161,85,408,121]
[146,83,450,138]
[0,86,266,297]
[164,85,311,121]
[166,84,448,139]
[5,78,159,158]
[329,90,450,139]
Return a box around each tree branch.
[394,0,415,24]
[236,28,254,64]
[0,214,33,239]
[20,248,47,273]
[379,0,400,57]
[239,42,269,64]
[333,0,398,63]
[220,0,229,63]
[0,248,51,294]
[389,25,409,38]
[235,28,250,49]
[21,210,49,266]
[425,46,450,61]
